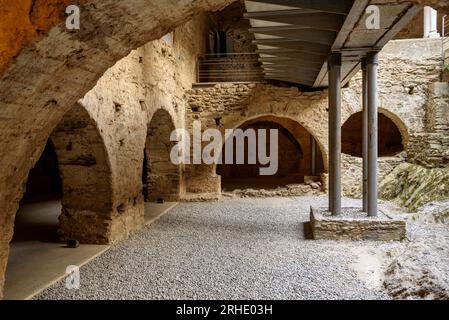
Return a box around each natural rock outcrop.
[379,163,449,211]
[384,231,449,300]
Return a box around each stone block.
[309,207,406,241]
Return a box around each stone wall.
[51,15,209,244]
[185,38,443,199]
[409,82,449,168]
[0,0,234,299]
[0,1,447,299]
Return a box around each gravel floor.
[37,196,406,300]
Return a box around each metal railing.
[197,53,264,83]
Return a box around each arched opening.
[4,139,65,299]
[217,116,324,191]
[13,141,62,243]
[144,109,180,202]
[4,104,114,299]
[342,112,405,157]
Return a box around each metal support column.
[362,58,368,213]
[310,135,317,176]
[328,53,342,216]
[367,52,379,217]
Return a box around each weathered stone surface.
[0,0,447,300]
[379,163,449,212]
[185,39,442,199]
[384,232,449,300]
[223,184,323,199]
[408,83,449,168]
[342,154,404,198]
[413,200,449,225]
[310,207,406,241]
[0,0,233,298]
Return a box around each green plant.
[443,63,449,72]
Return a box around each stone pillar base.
[309,207,406,241]
[59,201,145,245]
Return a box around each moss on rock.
[379,163,449,212]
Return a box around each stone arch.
[217,115,325,190]
[50,103,114,243]
[378,108,409,149]
[144,109,181,201]
[341,108,408,157]
[3,103,114,298]
[224,113,328,172]
[0,0,232,298]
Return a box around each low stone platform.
[309,207,406,241]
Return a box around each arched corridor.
[217,116,324,191]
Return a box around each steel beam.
[328,53,342,216]
[253,29,337,45]
[260,59,323,70]
[257,50,327,63]
[366,52,379,217]
[246,0,353,15]
[362,58,368,213]
[245,11,345,32]
[253,39,330,54]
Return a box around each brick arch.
[144,109,181,201]
[50,103,114,243]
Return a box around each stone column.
[424,6,440,38]
[328,53,342,216]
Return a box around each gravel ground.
[36,196,415,300]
